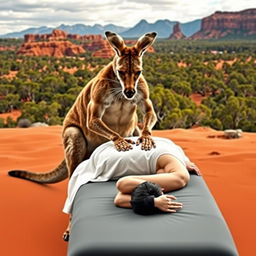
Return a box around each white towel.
[63,136,190,214]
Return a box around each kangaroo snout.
[124,88,136,99]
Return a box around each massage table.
[68,175,238,256]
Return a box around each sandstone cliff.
[191,8,256,39]
[169,23,186,40]
[0,46,16,51]
[24,29,103,43]
[17,41,85,57]
[19,29,155,58]
[85,39,114,58]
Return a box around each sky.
[0,0,255,34]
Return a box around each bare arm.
[175,145,201,175]
[114,191,182,213]
[116,172,188,194]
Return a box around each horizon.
[0,0,255,35]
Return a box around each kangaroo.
[9,31,158,241]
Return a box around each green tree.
[18,81,40,101]
[171,81,192,96]
[0,118,5,128]
[0,84,16,96]
[5,116,16,128]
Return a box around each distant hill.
[0,19,200,39]
[57,23,128,35]
[120,19,201,38]
[1,26,53,39]
[0,24,128,39]
[2,8,256,40]
[120,19,176,38]
[180,19,201,37]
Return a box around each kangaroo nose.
[124,89,136,98]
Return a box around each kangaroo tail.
[8,160,68,184]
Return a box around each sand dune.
[1,126,255,256]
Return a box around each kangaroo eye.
[136,71,141,76]
[118,70,125,76]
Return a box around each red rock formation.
[191,8,256,39]
[49,29,67,40]
[68,34,102,41]
[21,29,154,59]
[25,29,67,42]
[169,23,186,39]
[24,34,38,42]
[90,39,115,58]
[0,46,16,51]
[24,30,103,43]
[17,41,85,58]
[24,29,102,42]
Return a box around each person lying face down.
[63,136,200,215]
[62,136,200,241]
[113,140,200,214]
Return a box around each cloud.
[0,0,255,34]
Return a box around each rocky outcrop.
[169,23,186,39]
[68,34,102,41]
[224,129,243,139]
[25,29,67,42]
[191,8,256,39]
[17,41,85,57]
[20,29,155,58]
[24,29,103,43]
[86,39,115,58]
[0,46,16,51]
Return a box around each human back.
[75,136,188,180]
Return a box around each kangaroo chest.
[103,100,137,125]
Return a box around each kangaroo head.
[105,31,157,100]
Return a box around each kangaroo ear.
[135,32,157,56]
[105,31,125,56]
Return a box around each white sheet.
[63,136,190,214]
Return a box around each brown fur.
[9,31,157,183]
[8,31,158,241]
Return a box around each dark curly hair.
[130,181,162,215]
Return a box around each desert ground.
[1,126,255,256]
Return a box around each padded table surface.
[68,175,238,256]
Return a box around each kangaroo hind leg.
[62,126,87,241]
[63,126,87,178]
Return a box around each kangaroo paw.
[63,230,70,242]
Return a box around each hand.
[114,137,135,151]
[136,135,156,151]
[186,162,201,176]
[154,194,183,213]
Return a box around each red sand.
[1,126,256,256]
[189,93,206,105]
[0,110,22,122]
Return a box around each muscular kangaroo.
[9,31,158,241]
[8,31,157,185]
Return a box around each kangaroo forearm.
[88,118,121,141]
[142,111,157,135]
